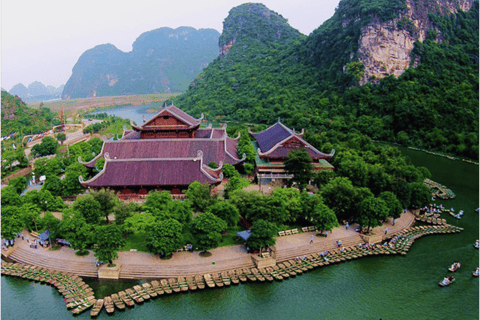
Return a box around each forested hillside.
[1,91,60,136]
[174,1,479,159]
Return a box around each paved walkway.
[3,211,416,279]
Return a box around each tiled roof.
[100,139,243,165]
[122,131,141,140]
[252,122,292,153]
[81,159,221,187]
[196,128,212,138]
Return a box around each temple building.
[249,121,334,183]
[79,105,245,199]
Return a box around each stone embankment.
[2,221,463,316]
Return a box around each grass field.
[27,93,181,113]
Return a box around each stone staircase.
[118,256,255,279]
[8,247,98,278]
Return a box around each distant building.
[249,121,334,183]
[79,105,245,199]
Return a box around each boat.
[449,211,461,219]
[439,277,455,287]
[458,210,464,217]
[473,268,479,277]
[104,296,115,314]
[448,263,461,272]
[475,241,479,249]
[90,299,104,317]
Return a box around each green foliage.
[1,209,24,240]
[379,191,403,219]
[90,188,118,223]
[173,2,478,160]
[284,149,314,188]
[206,201,240,227]
[56,133,67,144]
[143,190,173,211]
[222,163,237,178]
[73,194,102,225]
[207,161,218,169]
[185,181,216,212]
[223,175,250,199]
[246,219,277,251]
[190,212,227,252]
[310,200,339,233]
[145,218,183,256]
[345,61,364,85]
[1,186,22,207]
[408,182,432,208]
[1,90,60,136]
[113,201,136,226]
[57,210,93,253]
[356,196,388,233]
[40,211,60,234]
[8,176,27,194]
[123,212,155,234]
[31,137,58,157]
[93,225,126,265]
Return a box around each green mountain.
[1,90,60,136]
[174,1,479,159]
[62,27,220,99]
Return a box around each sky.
[1,0,340,91]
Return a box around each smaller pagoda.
[249,121,334,182]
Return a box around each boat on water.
[474,240,479,249]
[439,277,455,287]
[448,262,461,272]
[449,211,462,219]
[473,268,479,277]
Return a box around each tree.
[43,174,64,197]
[379,191,403,219]
[1,186,22,207]
[18,203,42,232]
[113,202,136,227]
[310,201,339,233]
[185,181,215,212]
[8,176,28,194]
[223,175,250,199]
[206,201,240,227]
[272,187,303,223]
[408,182,432,209]
[145,218,183,257]
[1,212,24,240]
[62,162,88,195]
[31,136,58,157]
[93,225,126,266]
[222,163,237,178]
[90,188,117,223]
[284,149,314,188]
[356,197,388,234]
[246,219,277,251]
[167,200,193,225]
[123,211,155,235]
[73,194,102,225]
[321,177,357,221]
[56,133,66,145]
[57,210,93,254]
[143,190,173,212]
[41,211,60,234]
[190,212,227,253]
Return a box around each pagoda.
[249,121,334,182]
[79,105,245,199]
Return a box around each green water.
[2,147,479,320]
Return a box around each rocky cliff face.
[356,0,474,84]
[62,27,220,99]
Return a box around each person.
[246,246,250,253]
[385,228,389,235]
[474,268,479,276]
[383,242,388,246]
[392,219,396,226]
[310,235,314,244]
[475,240,479,248]
[26,236,29,243]
[448,276,454,282]
[441,277,449,286]
[324,231,328,237]
[346,222,349,230]
[341,247,345,252]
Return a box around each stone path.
[4,211,415,279]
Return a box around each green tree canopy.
[145,218,184,257]
[143,190,173,212]
[185,181,216,212]
[57,210,93,254]
[1,186,22,207]
[190,212,227,252]
[356,197,388,234]
[246,219,277,251]
[8,176,28,194]
[310,201,339,233]
[93,225,126,266]
[206,201,240,227]
[73,194,102,225]
[379,191,403,219]
[90,188,118,223]
[408,182,432,209]
[284,149,314,188]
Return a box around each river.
[2,106,478,319]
